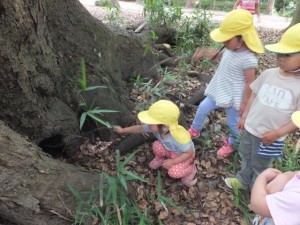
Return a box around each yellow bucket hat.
[292,111,300,128]
[265,23,300,54]
[210,9,264,53]
[138,100,191,144]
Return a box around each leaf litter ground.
[72,10,300,224]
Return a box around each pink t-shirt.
[238,0,259,14]
[266,172,300,225]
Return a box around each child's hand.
[192,48,205,65]
[260,168,282,183]
[162,159,174,169]
[237,117,245,130]
[114,126,124,134]
[266,171,295,194]
[261,130,280,145]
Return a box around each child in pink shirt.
[251,111,300,225]
[233,0,261,22]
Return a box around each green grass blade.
[79,112,87,130]
[157,171,162,196]
[122,170,148,183]
[66,184,82,201]
[84,86,107,92]
[115,150,121,169]
[80,58,87,90]
[160,195,185,215]
[120,150,137,168]
[87,113,111,127]
[119,175,128,191]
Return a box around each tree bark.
[265,0,275,15]
[0,0,159,156]
[290,0,300,27]
[0,120,105,225]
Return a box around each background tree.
[0,0,159,157]
[0,0,161,223]
[266,0,275,14]
[290,0,300,26]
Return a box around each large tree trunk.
[265,0,275,15]
[290,0,300,26]
[0,120,105,225]
[0,0,159,156]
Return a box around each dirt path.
[79,0,291,30]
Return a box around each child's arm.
[114,125,144,134]
[237,92,256,130]
[250,168,282,217]
[261,121,298,145]
[233,0,241,9]
[240,69,256,116]
[162,148,194,169]
[192,47,222,65]
[255,2,261,21]
[266,171,296,194]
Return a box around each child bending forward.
[114,100,197,186]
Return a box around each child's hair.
[137,100,190,144]
[209,9,264,54]
[265,23,300,54]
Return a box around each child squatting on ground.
[250,111,300,225]
[225,23,300,190]
[114,100,197,186]
[189,9,264,158]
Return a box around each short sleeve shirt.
[238,0,259,14]
[245,68,300,140]
[142,124,195,154]
[205,49,258,110]
[266,172,300,225]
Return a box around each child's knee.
[168,167,182,179]
[152,141,166,156]
[152,140,163,150]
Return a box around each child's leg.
[167,152,195,179]
[149,140,171,169]
[191,96,219,131]
[250,155,274,189]
[236,130,260,187]
[217,107,240,157]
[224,107,240,145]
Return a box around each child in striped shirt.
[189,9,264,158]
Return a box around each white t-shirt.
[245,68,300,140]
[205,49,258,110]
[266,172,300,225]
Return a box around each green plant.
[173,8,213,67]
[68,150,150,225]
[133,77,167,111]
[143,0,183,26]
[130,74,150,88]
[275,0,297,16]
[156,171,185,215]
[77,59,118,130]
[144,30,159,56]
[225,149,240,174]
[96,0,123,24]
[273,138,300,172]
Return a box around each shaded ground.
[71,1,298,224]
